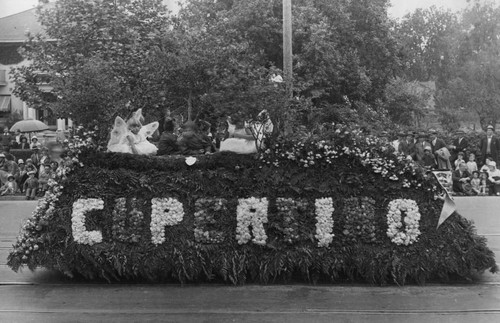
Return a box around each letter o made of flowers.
[315,197,335,247]
[150,198,184,245]
[71,198,104,245]
[236,197,269,245]
[386,199,421,246]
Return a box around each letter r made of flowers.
[236,197,269,245]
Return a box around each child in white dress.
[107,109,159,156]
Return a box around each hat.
[18,159,24,164]
[428,129,438,134]
[27,170,36,175]
[0,153,5,158]
[490,161,497,167]
[31,136,38,140]
[424,146,432,151]
[26,158,32,163]
[487,125,495,130]
[456,129,465,134]
[7,174,15,180]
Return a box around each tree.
[12,0,172,130]
[395,6,459,85]
[435,1,500,130]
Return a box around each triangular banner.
[432,171,457,229]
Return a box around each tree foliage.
[396,1,500,130]
[11,0,407,134]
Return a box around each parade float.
[7,126,497,285]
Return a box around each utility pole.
[283,0,293,98]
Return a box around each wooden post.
[283,0,293,98]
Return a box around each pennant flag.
[432,171,457,229]
[437,191,456,229]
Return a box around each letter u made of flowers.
[71,198,104,245]
[386,199,422,246]
[315,197,335,247]
[236,197,269,245]
[150,198,184,245]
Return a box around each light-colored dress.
[108,131,158,155]
[220,127,258,154]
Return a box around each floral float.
[6,128,497,285]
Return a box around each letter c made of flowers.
[71,198,104,245]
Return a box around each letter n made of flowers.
[236,197,269,245]
[150,198,184,245]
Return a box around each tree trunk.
[187,90,193,121]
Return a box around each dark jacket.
[157,132,178,155]
[451,137,469,156]
[452,169,471,193]
[479,135,500,162]
[431,138,446,154]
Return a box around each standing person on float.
[450,129,469,164]
[480,125,500,166]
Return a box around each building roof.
[0,7,45,42]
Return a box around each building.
[0,4,70,131]
[0,0,181,131]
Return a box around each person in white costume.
[107,109,159,155]
[220,110,273,154]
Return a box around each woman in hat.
[0,173,18,195]
[487,161,500,195]
[30,136,39,150]
[19,136,30,150]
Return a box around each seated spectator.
[23,171,38,200]
[0,153,19,186]
[480,172,489,195]
[157,119,178,156]
[466,153,478,174]
[470,171,481,195]
[30,136,40,150]
[452,162,473,195]
[23,159,38,181]
[177,121,212,155]
[487,161,500,196]
[18,136,30,150]
[0,127,13,148]
[0,174,18,196]
[1,145,15,161]
[38,162,51,196]
[480,157,493,173]
[454,152,465,169]
[422,146,436,169]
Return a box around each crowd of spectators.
[0,126,73,199]
[389,125,500,196]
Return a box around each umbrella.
[10,119,49,133]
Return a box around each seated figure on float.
[107,109,159,156]
[177,121,213,155]
[219,110,273,154]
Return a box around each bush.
[7,140,497,285]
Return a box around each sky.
[1,0,499,19]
